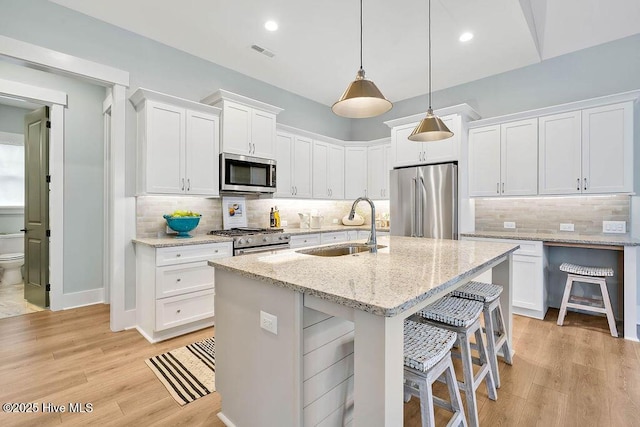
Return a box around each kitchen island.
[209,235,519,427]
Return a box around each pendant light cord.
[360,0,363,70]
[428,0,432,110]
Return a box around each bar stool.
[451,281,513,388]
[417,296,497,427]
[403,319,467,427]
[557,262,618,337]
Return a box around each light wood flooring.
[0,305,638,426]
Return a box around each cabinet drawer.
[155,289,215,331]
[462,237,541,257]
[156,242,232,266]
[290,234,321,249]
[156,261,214,298]
[320,231,349,244]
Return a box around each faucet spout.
[349,197,377,253]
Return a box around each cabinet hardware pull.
[181,178,185,191]
[497,183,499,194]
[176,278,181,282]
[502,182,504,193]
[584,177,587,190]
[176,309,181,314]
[249,142,252,153]
[187,179,190,191]
[214,249,218,253]
[291,186,294,195]
[577,178,580,191]
[176,254,181,257]
[295,186,297,195]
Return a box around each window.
[0,133,24,207]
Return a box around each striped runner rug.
[145,337,216,406]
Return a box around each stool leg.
[444,357,467,427]
[557,276,574,326]
[418,377,435,427]
[475,326,497,401]
[458,332,480,427]
[495,303,513,365]
[482,305,500,389]
[599,279,619,338]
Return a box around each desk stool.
[557,262,618,337]
[404,319,467,427]
[451,281,512,388]
[417,296,497,427]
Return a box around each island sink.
[296,242,387,257]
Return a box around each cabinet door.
[512,254,543,312]
[382,143,393,199]
[538,111,582,195]
[501,118,538,196]
[251,109,276,159]
[327,144,345,199]
[275,132,294,197]
[146,102,185,194]
[185,110,219,196]
[582,102,633,194]
[392,124,421,167]
[221,101,252,155]
[424,114,460,163]
[292,136,313,198]
[367,145,385,199]
[312,141,329,198]
[468,125,501,196]
[344,146,368,199]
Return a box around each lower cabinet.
[461,237,548,319]
[135,241,233,342]
[320,231,349,244]
[290,233,322,249]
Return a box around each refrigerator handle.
[418,176,426,237]
[411,177,417,237]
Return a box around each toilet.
[0,233,25,286]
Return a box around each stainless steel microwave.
[220,152,276,193]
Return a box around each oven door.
[221,153,276,193]
[234,243,290,256]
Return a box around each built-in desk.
[461,232,640,341]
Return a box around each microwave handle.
[270,164,276,187]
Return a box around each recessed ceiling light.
[264,21,278,32]
[459,32,474,42]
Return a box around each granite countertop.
[132,234,233,248]
[209,235,519,317]
[461,231,640,246]
[283,225,390,235]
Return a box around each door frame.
[0,35,131,331]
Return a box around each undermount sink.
[296,243,386,257]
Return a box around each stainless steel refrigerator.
[390,163,457,239]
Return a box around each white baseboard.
[62,288,105,309]
[217,412,237,427]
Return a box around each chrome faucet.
[349,197,377,253]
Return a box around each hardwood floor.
[0,305,638,426]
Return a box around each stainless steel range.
[208,228,291,256]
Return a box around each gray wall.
[351,33,640,140]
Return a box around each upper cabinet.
[276,131,313,198]
[312,141,344,199]
[202,90,283,160]
[367,143,393,199]
[344,146,368,199]
[469,119,539,197]
[130,88,221,196]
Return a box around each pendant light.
[332,0,392,118]
[408,0,453,141]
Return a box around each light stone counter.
[132,234,233,248]
[209,235,518,317]
[282,224,390,235]
[461,231,640,246]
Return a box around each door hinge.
[46,175,51,183]
[46,229,51,237]
[46,121,51,129]
[46,284,51,291]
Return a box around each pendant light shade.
[332,0,392,118]
[409,0,453,142]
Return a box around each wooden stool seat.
[418,296,497,427]
[403,319,467,427]
[557,263,618,337]
[451,281,513,388]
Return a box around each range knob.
[238,238,244,245]
[247,238,253,244]
[263,237,269,242]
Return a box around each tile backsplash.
[474,195,630,234]
[136,196,390,237]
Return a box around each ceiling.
[49,0,640,107]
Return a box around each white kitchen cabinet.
[367,143,392,200]
[320,231,349,244]
[135,241,233,342]
[290,233,321,249]
[391,114,460,168]
[202,89,283,159]
[468,118,538,197]
[344,146,368,199]
[130,89,221,196]
[313,141,344,199]
[276,131,313,198]
[538,111,582,194]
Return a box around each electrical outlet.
[260,310,278,335]
[503,221,516,229]
[559,223,575,232]
[602,221,626,234]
